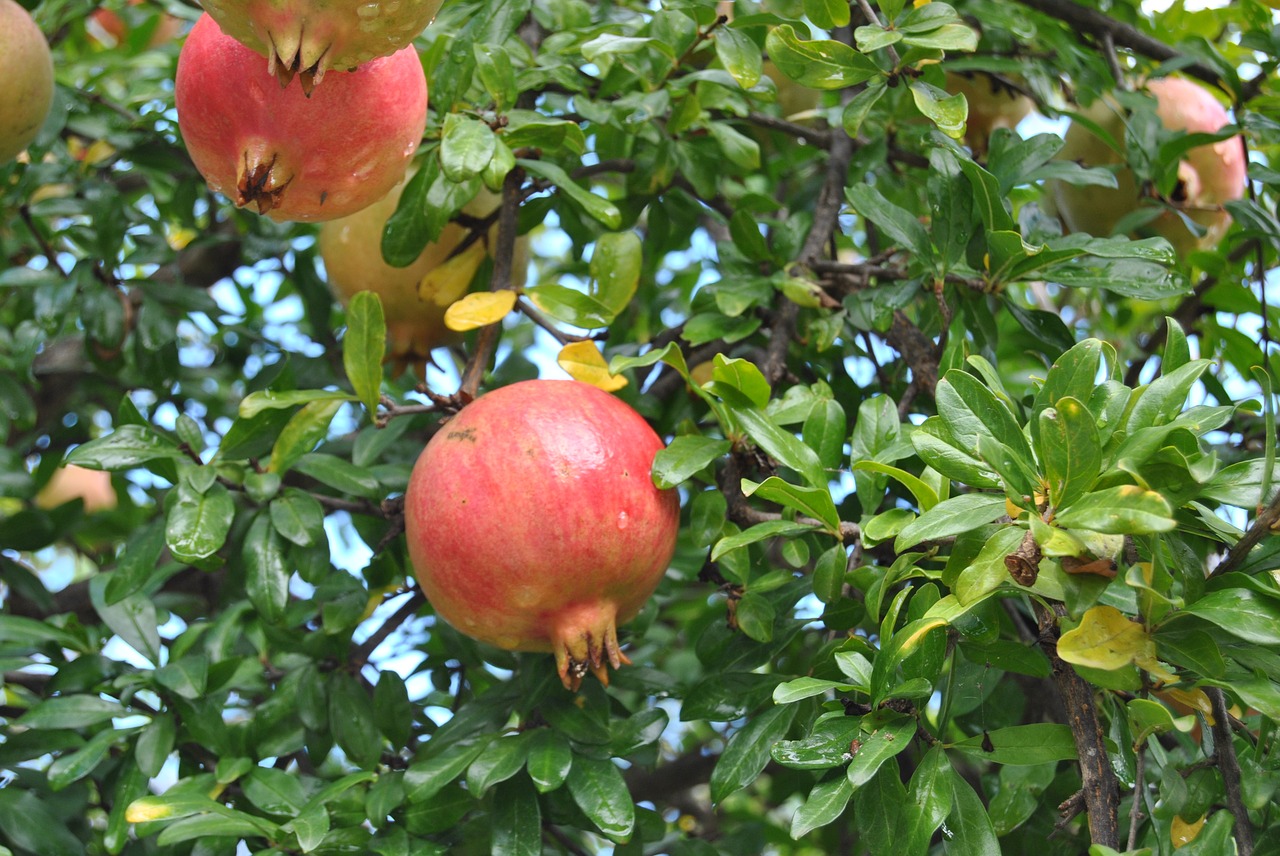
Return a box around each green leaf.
[651,435,730,489]
[894,493,1006,551]
[166,481,235,563]
[243,767,308,815]
[288,804,329,852]
[937,370,1036,489]
[270,489,326,548]
[467,733,532,797]
[710,703,797,803]
[711,519,818,562]
[1038,397,1101,510]
[590,231,642,314]
[946,767,1001,855]
[343,291,387,415]
[517,159,621,229]
[373,671,414,748]
[441,114,498,183]
[715,24,762,89]
[1180,588,1280,644]
[244,513,290,624]
[405,742,490,803]
[136,715,177,777]
[910,81,967,139]
[841,80,887,137]
[292,453,383,499]
[804,398,847,472]
[911,417,1001,489]
[773,676,858,704]
[790,775,853,838]
[712,354,771,408]
[90,573,161,664]
[491,775,541,856]
[954,525,1027,605]
[239,389,356,419]
[0,788,90,856]
[329,674,382,769]
[716,384,828,489]
[741,476,841,534]
[764,25,882,90]
[525,730,573,793]
[1054,485,1176,534]
[735,590,776,642]
[845,184,934,263]
[65,424,185,470]
[18,695,124,729]
[847,715,916,788]
[950,723,1078,765]
[566,756,635,843]
[269,399,343,475]
[905,744,953,851]
[48,727,123,790]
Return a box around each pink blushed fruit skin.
[0,0,55,163]
[1051,77,1247,257]
[404,380,680,690]
[175,14,426,223]
[36,465,118,513]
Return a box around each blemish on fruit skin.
[447,427,477,443]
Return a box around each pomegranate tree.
[200,0,443,91]
[1050,76,1247,256]
[404,380,680,690]
[175,14,426,222]
[0,0,55,163]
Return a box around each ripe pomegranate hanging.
[1049,76,1247,257]
[405,380,680,690]
[200,0,444,91]
[0,0,55,163]
[175,14,426,222]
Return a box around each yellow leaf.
[419,241,487,307]
[1058,605,1155,672]
[83,139,117,165]
[1171,814,1205,848]
[557,341,627,392]
[124,797,174,824]
[444,290,516,332]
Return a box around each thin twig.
[350,590,427,665]
[459,165,525,399]
[1209,489,1280,579]
[1128,740,1146,849]
[1208,687,1255,855]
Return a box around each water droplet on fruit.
[356,3,379,19]
[617,511,630,530]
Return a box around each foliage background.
[2,0,1280,853]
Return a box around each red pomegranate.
[174,14,426,223]
[404,380,680,690]
[200,0,444,91]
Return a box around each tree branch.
[1208,687,1255,855]
[1035,601,1120,847]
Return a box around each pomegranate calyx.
[236,151,292,215]
[550,601,631,692]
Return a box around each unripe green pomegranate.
[200,0,443,91]
[946,71,1033,155]
[1049,77,1247,257]
[404,380,680,690]
[175,14,426,222]
[0,0,55,163]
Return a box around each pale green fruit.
[0,0,55,162]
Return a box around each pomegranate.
[946,71,1032,155]
[199,0,443,91]
[1049,77,1247,257]
[36,465,118,513]
[175,14,426,223]
[404,380,680,690]
[319,184,527,367]
[0,0,55,163]
[88,0,182,49]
